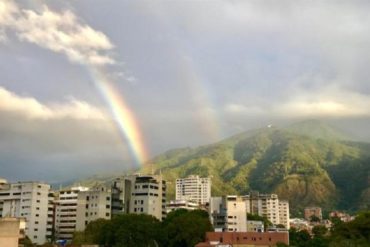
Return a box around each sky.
[1,0,370,183]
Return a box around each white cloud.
[0,86,107,120]
[0,0,114,65]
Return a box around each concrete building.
[55,186,89,241]
[304,207,322,221]
[112,174,167,220]
[0,181,54,245]
[247,220,264,232]
[278,200,290,229]
[75,185,112,231]
[209,196,247,232]
[210,193,290,231]
[244,192,290,229]
[166,200,203,214]
[195,231,289,247]
[176,175,211,205]
[129,175,166,220]
[0,217,25,247]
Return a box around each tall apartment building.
[244,192,289,228]
[209,196,247,232]
[55,186,88,241]
[176,175,211,205]
[279,200,290,229]
[75,185,112,231]
[129,175,166,220]
[210,192,290,231]
[112,174,167,220]
[0,181,54,245]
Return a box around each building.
[176,175,211,205]
[0,217,25,247]
[195,231,289,247]
[112,174,167,220]
[0,181,54,245]
[304,207,322,221]
[210,192,290,231]
[329,211,354,223]
[55,186,89,241]
[247,220,264,232]
[278,200,290,229]
[129,175,166,220]
[243,192,290,229]
[209,196,247,232]
[75,185,112,231]
[166,200,203,214]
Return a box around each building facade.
[75,185,112,231]
[304,207,322,221]
[176,175,211,205]
[55,186,88,241]
[0,181,54,245]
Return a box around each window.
[36,200,40,203]
[36,207,40,210]
[34,228,38,231]
[37,192,41,195]
[86,196,89,201]
[35,221,39,224]
[106,205,110,209]
[106,197,110,201]
[106,212,110,217]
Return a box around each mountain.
[141,120,370,215]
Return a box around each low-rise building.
[0,217,25,247]
[247,220,264,232]
[195,231,289,247]
[166,200,202,214]
[304,207,322,221]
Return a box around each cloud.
[0,87,134,182]
[0,0,114,65]
[0,87,107,120]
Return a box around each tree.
[247,213,273,230]
[310,215,321,223]
[162,209,213,247]
[312,225,328,238]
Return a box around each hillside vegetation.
[141,120,370,215]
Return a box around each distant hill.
[73,120,370,215]
[141,120,370,215]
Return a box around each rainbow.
[89,67,149,166]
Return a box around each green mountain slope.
[142,121,370,215]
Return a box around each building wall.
[195,231,289,247]
[304,207,322,221]
[0,218,22,247]
[55,186,89,241]
[129,175,166,220]
[0,182,52,245]
[75,185,112,231]
[176,175,211,205]
[279,200,290,229]
[225,196,247,232]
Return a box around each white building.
[55,186,88,241]
[244,192,290,229]
[128,175,166,220]
[279,200,290,229]
[75,185,112,231]
[176,175,211,205]
[209,196,247,232]
[0,181,54,245]
[210,192,290,231]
